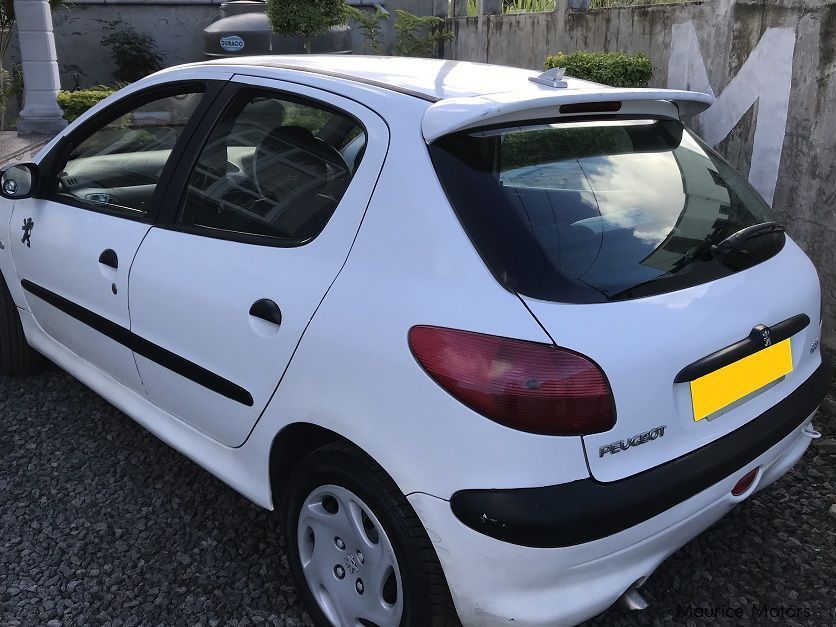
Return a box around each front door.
[11,83,213,392]
[128,77,388,446]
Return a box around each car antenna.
[529,67,569,88]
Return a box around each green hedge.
[57,88,117,122]
[544,51,653,87]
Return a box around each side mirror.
[0,163,39,200]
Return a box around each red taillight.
[408,326,615,436]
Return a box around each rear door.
[127,76,389,447]
[429,116,823,481]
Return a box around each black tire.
[283,441,460,627]
[0,270,43,375]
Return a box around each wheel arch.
[268,422,348,511]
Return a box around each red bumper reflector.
[731,467,760,496]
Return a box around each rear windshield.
[429,119,784,303]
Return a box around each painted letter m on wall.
[668,23,796,205]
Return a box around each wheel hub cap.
[298,484,404,627]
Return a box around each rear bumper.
[450,358,832,547]
[409,408,820,627]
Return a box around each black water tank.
[204,0,353,58]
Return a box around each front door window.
[56,91,204,217]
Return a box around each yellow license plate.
[690,339,793,421]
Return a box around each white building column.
[15,0,66,134]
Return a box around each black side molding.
[674,314,810,383]
[450,358,831,548]
[21,280,254,407]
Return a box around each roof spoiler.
[422,88,714,143]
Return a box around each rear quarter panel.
[252,97,591,499]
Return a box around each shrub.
[393,10,453,58]
[505,0,556,13]
[544,51,653,87]
[10,62,23,107]
[344,5,388,54]
[590,0,687,7]
[102,28,164,83]
[266,0,349,53]
[57,88,117,122]
[466,0,557,16]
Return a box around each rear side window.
[179,91,365,244]
[429,119,783,303]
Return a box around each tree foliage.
[544,51,653,88]
[102,27,165,83]
[1,0,71,57]
[392,10,452,58]
[344,6,387,55]
[266,0,349,52]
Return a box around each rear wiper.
[711,222,785,257]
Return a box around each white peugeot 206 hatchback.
[0,56,830,627]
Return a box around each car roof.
[204,54,602,101]
[196,55,713,143]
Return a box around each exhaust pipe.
[616,587,649,611]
